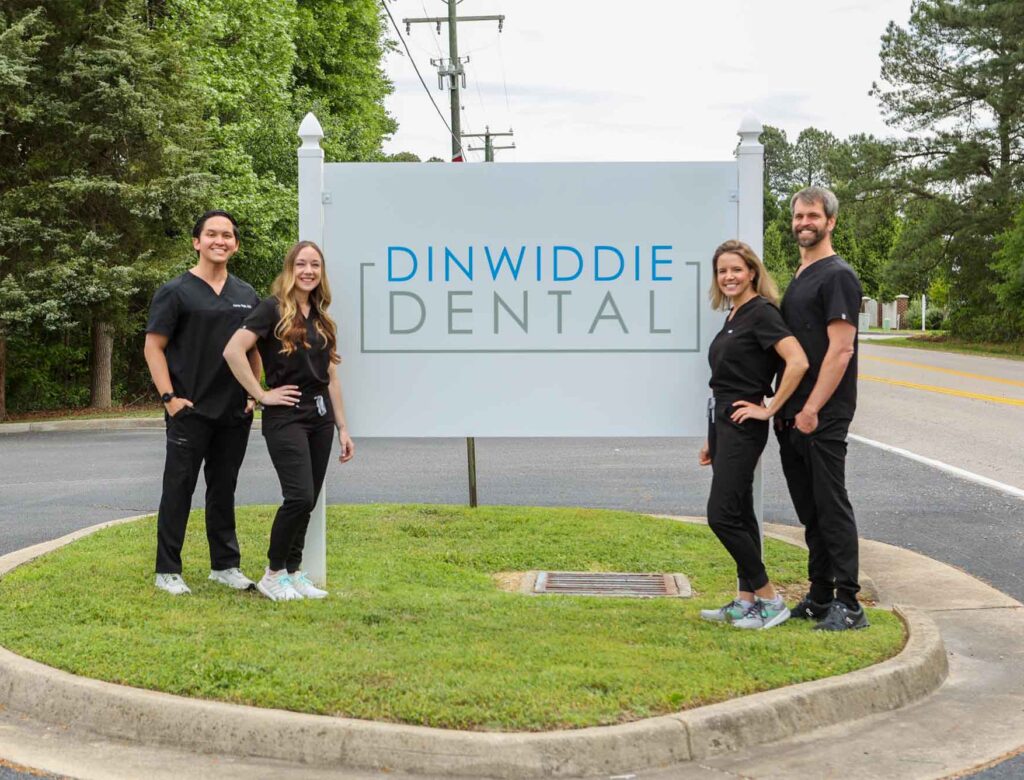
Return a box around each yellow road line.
[859,374,1024,407]
[861,354,1024,388]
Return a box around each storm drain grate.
[532,571,690,598]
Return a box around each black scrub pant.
[263,406,335,573]
[156,411,252,574]
[775,417,860,607]
[707,401,770,593]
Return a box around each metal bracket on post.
[297,112,328,586]
[736,114,766,552]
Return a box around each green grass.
[0,505,903,731]
[872,334,1024,361]
[865,327,946,336]
[0,405,163,424]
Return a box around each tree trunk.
[90,320,114,409]
[0,330,7,421]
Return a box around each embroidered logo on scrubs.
[841,313,847,319]
[727,329,733,334]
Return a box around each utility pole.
[464,126,515,162]
[403,4,505,162]
[405,3,508,509]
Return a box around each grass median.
[0,505,903,731]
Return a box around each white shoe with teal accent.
[291,571,328,599]
[732,598,791,630]
[700,599,750,623]
[257,570,303,602]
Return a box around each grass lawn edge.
[0,505,907,732]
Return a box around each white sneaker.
[256,570,303,602]
[208,567,256,590]
[291,571,328,599]
[155,573,191,595]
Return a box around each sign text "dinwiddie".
[376,242,689,342]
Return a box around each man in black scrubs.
[144,211,261,595]
[776,186,867,631]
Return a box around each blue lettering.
[445,246,473,282]
[485,245,525,281]
[553,245,583,282]
[387,246,417,282]
[594,245,624,282]
[428,245,434,282]
[651,245,673,281]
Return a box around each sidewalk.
[0,520,1020,779]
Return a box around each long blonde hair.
[271,241,341,364]
[708,240,780,311]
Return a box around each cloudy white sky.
[381,0,914,163]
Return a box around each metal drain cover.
[532,571,691,598]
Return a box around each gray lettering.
[588,292,628,334]
[493,290,528,334]
[389,291,426,334]
[448,290,473,334]
[548,290,571,334]
[649,289,670,334]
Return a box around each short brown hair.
[708,240,780,311]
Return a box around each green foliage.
[869,0,1024,340]
[992,199,1024,338]
[758,124,899,299]
[0,0,395,414]
[0,505,904,730]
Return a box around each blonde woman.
[697,240,808,629]
[223,241,355,601]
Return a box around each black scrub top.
[778,255,862,421]
[146,271,259,421]
[708,296,791,402]
[241,297,332,400]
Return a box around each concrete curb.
[0,417,265,434]
[0,515,948,778]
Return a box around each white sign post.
[296,113,763,586]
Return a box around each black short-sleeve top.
[708,296,791,402]
[778,254,862,420]
[146,271,259,421]
[241,297,332,398]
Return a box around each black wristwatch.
[161,392,176,404]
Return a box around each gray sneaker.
[700,599,749,623]
[732,598,791,630]
[812,601,869,631]
[209,567,256,590]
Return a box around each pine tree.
[871,0,1024,339]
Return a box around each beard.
[793,225,826,248]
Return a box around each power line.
[380,0,469,160]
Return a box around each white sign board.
[322,162,742,437]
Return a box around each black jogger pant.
[776,417,860,607]
[156,410,252,574]
[707,401,770,593]
[263,408,335,572]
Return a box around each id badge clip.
[314,395,327,417]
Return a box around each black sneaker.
[812,601,869,631]
[790,594,832,620]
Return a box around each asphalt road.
[0,340,1021,778]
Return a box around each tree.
[0,8,46,420]
[871,0,1024,339]
[1,1,210,409]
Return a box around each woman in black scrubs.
[698,240,808,630]
[223,241,355,601]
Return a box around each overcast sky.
[380,0,915,163]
